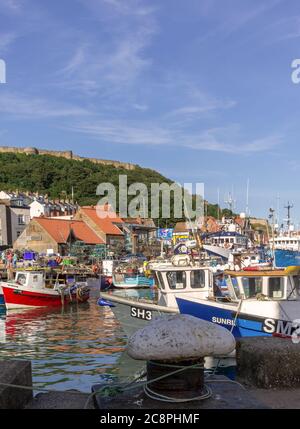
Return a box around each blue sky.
[1,0,300,223]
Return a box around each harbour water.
[0,286,236,394]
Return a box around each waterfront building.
[13,217,104,255]
[0,201,30,248]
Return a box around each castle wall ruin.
[0,146,136,170]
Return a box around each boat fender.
[97,298,115,307]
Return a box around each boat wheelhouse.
[202,231,251,261]
[270,235,300,251]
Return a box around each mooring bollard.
[127,314,235,402]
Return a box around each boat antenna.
[269,207,275,268]
[284,201,293,235]
[183,196,201,262]
[224,191,236,214]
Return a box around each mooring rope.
[0,359,245,408]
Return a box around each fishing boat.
[202,231,251,261]
[0,270,90,310]
[112,260,154,289]
[99,256,216,337]
[269,236,300,267]
[112,272,154,289]
[176,266,300,338]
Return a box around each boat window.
[293,276,300,296]
[156,272,165,290]
[190,270,205,288]
[230,276,242,299]
[268,277,285,299]
[241,277,262,299]
[166,271,186,290]
[33,275,38,282]
[16,273,26,285]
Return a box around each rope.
[0,381,91,395]
[212,299,242,376]
[144,383,212,403]
[0,362,246,409]
[0,361,246,408]
[84,361,211,407]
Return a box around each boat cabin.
[213,267,300,302]
[14,271,45,289]
[12,270,88,291]
[153,264,214,308]
[270,235,300,251]
[202,231,250,250]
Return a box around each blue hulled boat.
[176,266,300,338]
[112,272,154,289]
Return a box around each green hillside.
[0,152,232,226]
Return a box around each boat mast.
[284,201,293,236]
[224,191,235,214]
[269,208,275,268]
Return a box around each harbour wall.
[0,146,136,171]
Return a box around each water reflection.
[0,288,128,392]
[0,286,236,393]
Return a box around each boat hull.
[274,249,300,268]
[2,285,89,310]
[176,297,297,338]
[99,292,178,337]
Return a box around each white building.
[29,200,50,218]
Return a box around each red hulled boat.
[0,271,90,310]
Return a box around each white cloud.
[55,1,157,97]
[198,0,283,43]
[65,119,281,155]
[65,121,171,146]
[1,0,23,13]
[0,33,17,52]
[0,92,90,119]
[184,128,282,154]
[102,0,155,16]
[167,99,236,118]
[132,103,148,111]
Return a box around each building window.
[18,215,25,225]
